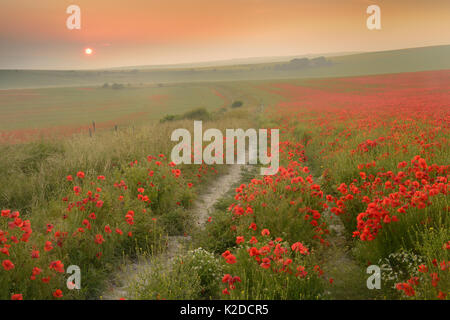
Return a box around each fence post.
[92,121,96,132]
[89,128,92,137]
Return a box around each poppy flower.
[249,236,258,244]
[296,266,308,278]
[248,222,257,231]
[94,234,105,245]
[2,259,14,271]
[291,242,310,255]
[11,294,23,300]
[236,236,245,244]
[260,258,271,269]
[31,250,40,259]
[49,260,64,273]
[53,289,63,298]
[418,264,428,273]
[44,241,53,252]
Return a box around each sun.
[84,48,93,55]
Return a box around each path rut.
[102,163,248,300]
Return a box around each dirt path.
[314,175,368,299]
[102,163,249,300]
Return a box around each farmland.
[0,48,449,300]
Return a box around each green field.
[1,45,449,90]
[0,42,449,301]
[0,84,232,131]
[0,44,449,142]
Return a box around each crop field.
[0,67,448,301]
[0,83,236,143]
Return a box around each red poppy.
[2,259,15,271]
[53,289,63,298]
[260,258,271,269]
[94,234,105,245]
[44,241,53,252]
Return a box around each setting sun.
[84,48,93,55]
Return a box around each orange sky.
[1,0,449,69]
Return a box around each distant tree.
[182,108,211,121]
[102,82,109,88]
[231,101,243,108]
[112,83,124,90]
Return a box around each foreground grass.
[0,106,254,300]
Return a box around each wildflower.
[249,236,258,244]
[225,254,237,264]
[73,186,81,195]
[41,277,51,283]
[291,242,310,255]
[2,259,14,271]
[236,236,245,245]
[53,289,63,298]
[49,260,64,273]
[31,250,40,259]
[296,265,308,278]
[437,291,447,300]
[260,258,271,269]
[44,241,53,252]
[11,294,23,300]
[395,283,415,297]
[418,264,428,273]
[94,234,105,245]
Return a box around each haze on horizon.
[1,0,449,70]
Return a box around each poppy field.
[0,70,449,300]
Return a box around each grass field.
[0,45,449,300]
[1,45,449,90]
[0,83,239,142]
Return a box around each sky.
[0,0,449,69]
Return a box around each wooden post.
[92,121,96,132]
[114,125,118,132]
[89,128,92,137]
